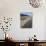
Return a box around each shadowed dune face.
[21,16,27,20]
[20,16,32,28]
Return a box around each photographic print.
[20,12,32,28]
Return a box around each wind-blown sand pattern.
[20,16,32,28]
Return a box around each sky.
[20,12,32,16]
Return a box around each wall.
[0,0,46,40]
